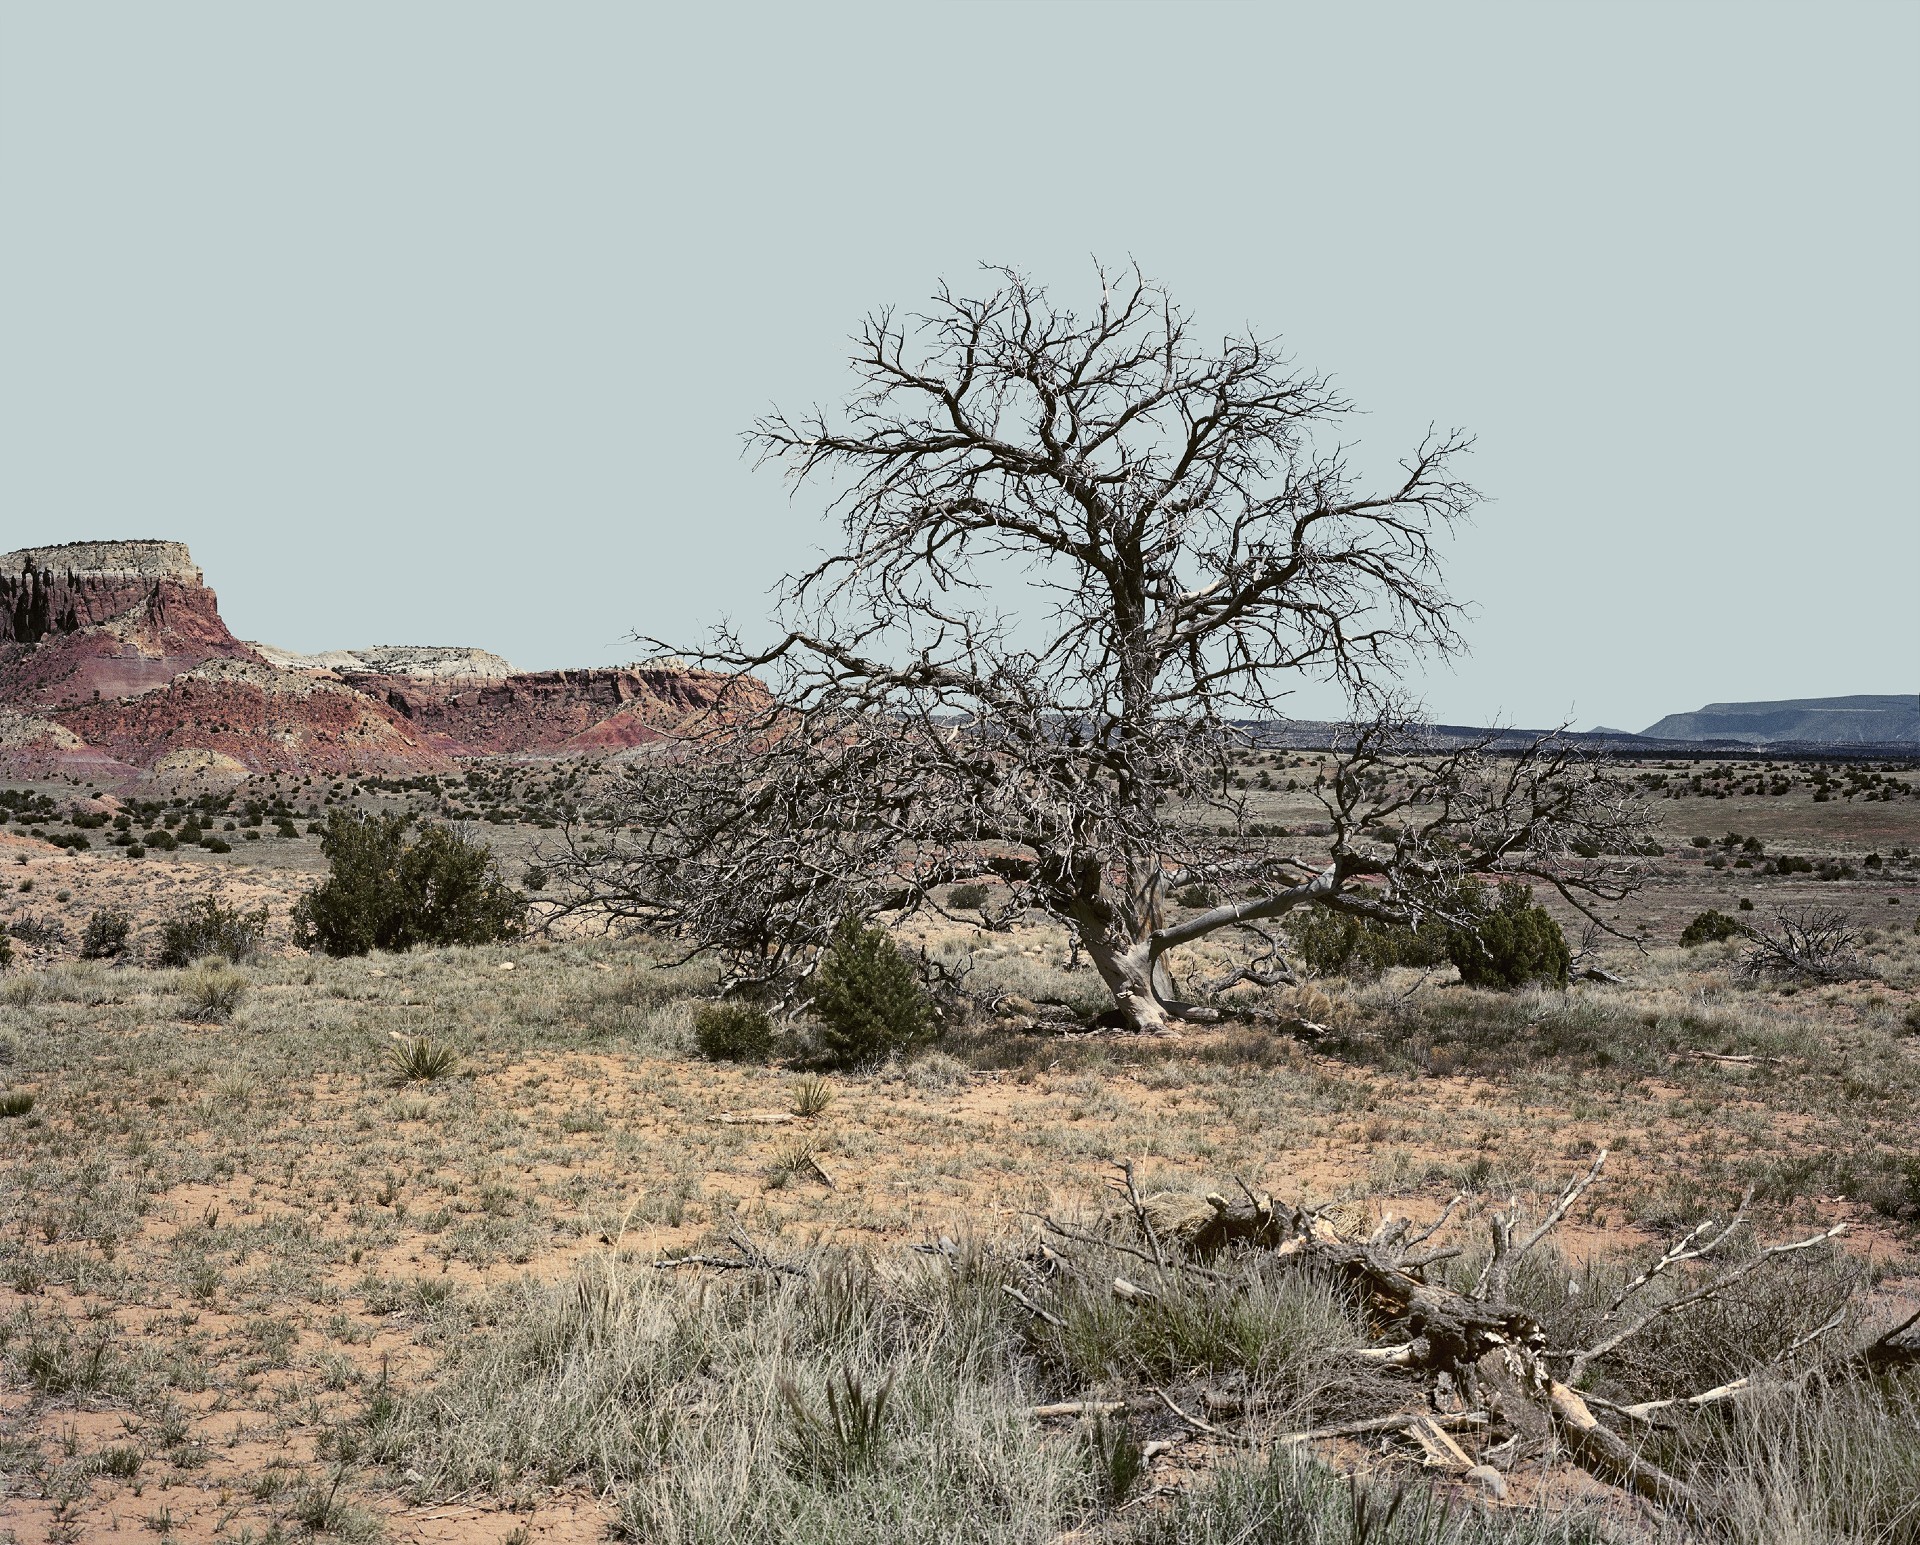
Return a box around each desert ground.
[2,753,1917,1543]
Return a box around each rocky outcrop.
[54,659,445,778]
[250,643,515,681]
[0,538,763,783]
[0,708,142,781]
[2,541,203,643]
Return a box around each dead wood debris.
[1019,1156,1917,1525]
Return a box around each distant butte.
[0,540,748,785]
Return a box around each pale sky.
[3,3,1915,732]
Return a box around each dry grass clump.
[1131,1455,1626,1543]
[178,961,247,1022]
[368,1247,1087,1541]
[1686,1377,1920,1544]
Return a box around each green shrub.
[156,898,266,967]
[693,1002,776,1063]
[291,811,525,956]
[1445,879,1571,990]
[80,909,131,960]
[0,933,10,971]
[809,916,935,1069]
[1283,907,1450,980]
[0,1090,32,1117]
[945,882,990,911]
[1680,909,1743,947]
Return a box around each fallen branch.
[653,1226,807,1278]
[1004,1284,1065,1328]
[1153,1386,1227,1436]
[1029,1398,1131,1419]
[1273,1410,1488,1446]
[1600,1307,1851,1424]
[1600,1188,1755,1316]
[1030,1214,1228,1282]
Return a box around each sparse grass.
[0,823,1913,1542]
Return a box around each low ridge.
[1641,694,1919,746]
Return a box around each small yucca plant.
[386,1035,459,1083]
[766,1139,832,1190]
[1086,1412,1145,1507]
[790,1075,834,1120]
[0,1090,34,1118]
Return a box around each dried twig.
[1273,1410,1488,1446]
[1113,1158,1167,1272]
[1600,1188,1755,1315]
[1478,1149,1606,1299]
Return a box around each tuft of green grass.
[0,1089,34,1117]
[1085,1412,1145,1508]
[777,1369,893,1485]
[93,1444,143,1479]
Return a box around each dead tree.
[549,264,1656,1023]
[1737,907,1874,982]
